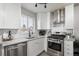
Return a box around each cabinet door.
[0,4,4,28]
[27,40,38,56]
[37,38,44,53]
[37,13,41,29]
[4,4,21,29]
[37,13,48,29]
[41,13,48,29]
[65,4,74,29]
[27,38,44,56]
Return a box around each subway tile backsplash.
[0,29,18,35]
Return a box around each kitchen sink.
[26,37,35,39]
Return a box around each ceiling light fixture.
[35,3,47,8]
[44,3,46,8]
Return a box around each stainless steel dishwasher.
[17,42,27,56]
[4,44,18,56]
[4,42,27,56]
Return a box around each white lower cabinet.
[27,38,44,56]
[64,41,73,56]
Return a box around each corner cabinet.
[27,38,44,56]
[37,12,50,29]
[65,4,74,29]
[0,4,21,29]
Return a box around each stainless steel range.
[47,34,65,56]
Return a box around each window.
[28,16,34,28]
[21,14,35,30]
[21,14,28,28]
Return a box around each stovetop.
[47,34,66,40]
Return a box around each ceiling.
[21,3,70,13]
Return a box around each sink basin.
[26,37,35,39]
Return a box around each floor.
[39,52,50,56]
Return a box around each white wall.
[74,4,79,40]
[21,7,36,17]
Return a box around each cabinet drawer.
[64,44,73,50]
[64,48,73,53]
[64,43,73,46]
[64,42,73,48]
[64,51,73,56]
[64,47,73,51]
[64,41,73,45]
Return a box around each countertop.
[64,36,75,41]
[0,36,45,47]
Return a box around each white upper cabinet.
[37,12,50,29]
[65,4,74,29]
[37,13,41,29]
[0,4,4,28]
[0,4,21,29]
[4,4,21,29]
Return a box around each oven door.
[48,41,61,51]
[47,40,63,56]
